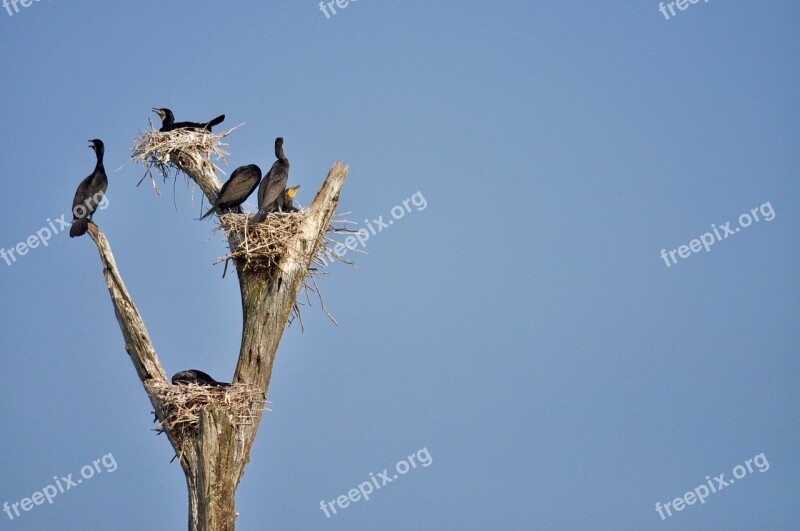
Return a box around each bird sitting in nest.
[152,107,225,132]
[254,137,291,221]
[200,164,262,220]
[171,370,231,387]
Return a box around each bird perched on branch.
[70,139,108,238]
[277,185,301,213]
[254,138,290,221]
[152,107,225,132]
[171,370,231,387]
[200,164,262,219]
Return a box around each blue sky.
[0,1,798,529]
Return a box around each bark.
[86,156,347,530]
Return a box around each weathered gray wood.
[85,155,347,530]
[232,163,348,471]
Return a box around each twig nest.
[131,127,232,194]
[149,380,266,438]
[216,212,307,275]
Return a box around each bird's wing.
[261,170,289,209]
[215,169,240,203]
[222,173,260,204]
[71,175,93,215]
[257,170,270,206]
[190,370,217,385]
[172,121,206,130]
[85,171,109,211]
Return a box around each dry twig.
[149,381,267,439]
[214,212,307,276]
[130,123,240,197]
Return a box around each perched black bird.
[152,108,225,133]
[254,138,290,221]
[171,370,231,387]
[200,164,262,220]
[277,185,301,213]
[70,139,108,238]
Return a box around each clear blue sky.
[1,1,798,529]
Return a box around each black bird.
[70,139,108,238]
[277,185,301,213]
[152,108,225,133]
[200,164,262,219]
[171,370,231,387]
[254,138,290,221]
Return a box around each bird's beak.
[88,140,94,148]
[151,108,159,113]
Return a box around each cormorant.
[70,139,108,238]
[200,164,262,219]
[277,185,301,212]
[171,370,231,387]
[253,138,290,221]
[152,108,225,133]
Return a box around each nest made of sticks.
[213,211,356,327]
[130,122,237,196]
[215,212,307,275]
[149,380,266,439]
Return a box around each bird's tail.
[199,205,217,220]
[70,217,88,238]
[206,115,225,129]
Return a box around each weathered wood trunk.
[86,149,347,530]
[185,406,240,530]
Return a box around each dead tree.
[83,130,347,530]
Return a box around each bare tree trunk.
[86,153,347,530]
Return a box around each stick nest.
[130,124,235,196]
[214,211,355,327]
[149,381,266,439]
[215,212,307,276]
